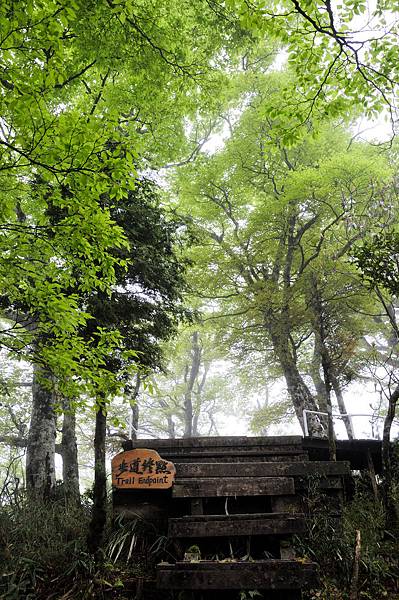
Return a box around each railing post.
[303,409,309,437]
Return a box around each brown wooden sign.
[112,448,176,489]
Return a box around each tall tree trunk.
[268,211,325,437]
[127,374,141,440]
[308,297,354,440]
[131,402,139,440]
[192,411,200,437]
[382,383,399,531]
[183,361,193,438]
[269,327,325,437]
[167,415,176,439]
[61,398,80,500]
[308,274,336,460]
[192,361,209,437]
[330,372,355,440]
[321,356,336,461]
[183,331,202,438]
[158,397,176,439]
[208,411,220,435]
[26,363,56,499]
[263,211,325,437]
[87,401,107,559]
[309,347,329,413]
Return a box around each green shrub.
[298,476,399,600]
[0,494,171,599]
[0,493,94,598]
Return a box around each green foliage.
[85,178,189,377]
[239,591,262,599]
[106,515,170,566]
[249,396,294,434]
[353,230,399,296]
[0,494,93,598]
[174,72,396,427]
[298,477,399,600]
[0,2,134,388]
[228,0,399,140]
[0,495,172,599]
[0,0,245,396]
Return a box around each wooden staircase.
[118,436,350,599]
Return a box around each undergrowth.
[298,475,399,600]
[0,487,166,599]
[0,489,93,599]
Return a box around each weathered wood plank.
[174,461,350,478]
[129,436,304,449]
[156,560,318,590]
[172,477,295,498]
[157,445,303,453]
[165,453,310,463]
[168,513,306,538]
[170,512,301,523]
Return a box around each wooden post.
[135,576,144,600]
[349,530,361,600]
[191,498,204,515]
[366,449,378,501]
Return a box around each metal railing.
[302,408,386,438]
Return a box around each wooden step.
[168,512,306,538]
[124,437,307,463]
[165,452,310,463]
[153,448,306,459]
[173,477,295,498]
[174,460,350,478]
[131,436,304,449]
[156,560,318,590]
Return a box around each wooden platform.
[115,435,353,597]
[125,436,304,449]
[123,435,383,470]
[123,436,309,463]
[304,437,383,472]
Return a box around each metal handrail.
[302,408,387,437]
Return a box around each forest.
[0,0,399,598]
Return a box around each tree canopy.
[173,69,397,434]
[230,0,399,141]
[0,0,245,394]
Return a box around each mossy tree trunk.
[268,323,325,437]
[61,398,80,501]
[26,363,56,499]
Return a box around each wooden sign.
[112,448,176,490]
